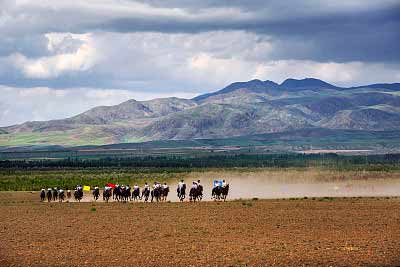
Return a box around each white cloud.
[10,33,97,78]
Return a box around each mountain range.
[1,78,400,148]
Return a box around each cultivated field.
[0,194,399,267]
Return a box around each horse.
[151,187,162,202]
[113,186,120,201]
[74,189,83,202]
[212,186,222,201]
[177,184,186,202]
[124,186,131,202]
[93,188,100,201]
[132,187,140,201]
[58,190,65,203]
[66,190,72,200]
[161,186,169,202]
[197,184,203,201]
[46,190,52,202]
[52,188,58,201]
[141,187,150,202]
[189,185,203,202]
[103,188,112,202]
[119,186,129,202]
[221,184,229,201]
[40,190,45,201]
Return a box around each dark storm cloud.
[98,3,400,63]
[1,0,398,63]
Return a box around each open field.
[0,194,399,267]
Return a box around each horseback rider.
[192,181,198,189]
[222,180,227,188]
[76,184,83,191]
[58,188,65,202]
[144,182,150,190]
[153,182,161,190]
[133,184,139,190]
[40,188,46,201]
[162,182,169,190]
[178,180,185,191]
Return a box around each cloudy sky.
[0,0,399,126]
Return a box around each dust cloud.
[74,169,400,202]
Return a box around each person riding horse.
[212,180,229,201]
[189,180,203,202]
[58,189,65,202]
[125,185,131,201]
[103,186,112,202]
[40,189,46,201]
[113,184,120,200]
[212,180,223,200]
[151,182,162,202]
[177,180,186,202]
[141,182,151,202]
[221,183,229,201]
[196,180,203,201]
[66,189,72,200]
[161,182,169,201]
[93,186,100,201]
[132,184,140,201]
[74,185,83,202]
[46,188,52,202]
[52,187,58,201]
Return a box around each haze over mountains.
[1,78,400,147]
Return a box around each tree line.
[0,153,400,170]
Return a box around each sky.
[0,0,399,126]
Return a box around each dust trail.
[71,175,400,203]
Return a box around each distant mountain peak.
[193,79,279,101]
[280,78,339,89]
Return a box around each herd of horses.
[40,183,230,203]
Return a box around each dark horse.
[221,184,229,201]
[52,188,58,201]
[212,185,229,201]
[59,190,65,203]
[151,187,162,202]
[103,188,112,202]
[74,188,83,202]
[141,187,150,202]
[161,186,169,202]
[113,185,120,201]
[93,187,100,201]
[189,185,203,202]
[212,186,222,201]
[46,190,52,202]
[40,190,46,201]
[197,184,203,201]
[123,186,131,202]
[132,187,140,201]
[177,184,186,202]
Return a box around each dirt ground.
[0,193,400,267]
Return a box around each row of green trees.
[1,153,400,169]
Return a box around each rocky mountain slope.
[1,78,400,146]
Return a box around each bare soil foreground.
[0,194,400,267]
